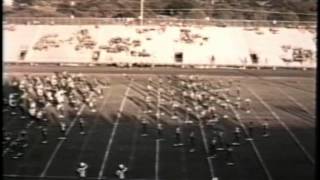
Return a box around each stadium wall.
[4,17,316,28]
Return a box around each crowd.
[281,45,314,63]
[74,29,97,50]
[29,26,214,61]
[33,34,61,51]
[179,28,209,45]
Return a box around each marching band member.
[141,118,149,136]
[225,144,235,166]
[209,138,217,158]
[115,164,128,179]
[246,121,254,141]
[41,127,48,144]
[232,127,241,146]
[79,118,86,135]
[77,162,89,179]
[173,127,183,147]
[56,103,65,119]
[189,131,196,152]
[262,120,270,137]
[58,122,67,140]
[157,123,163,139]
[244,98,252,113]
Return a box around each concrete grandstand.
[3,18,316,69]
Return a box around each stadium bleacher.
[3,22,316,68]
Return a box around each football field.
[3,67,315,180]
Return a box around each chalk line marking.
[40,103,86,177]
[98,80,132,180]
[77,88,114,161]
[227,99,274,180]
[247,87,315,165]
[155,139,160,180]
[198,118,216,179]
[277,87,315,120]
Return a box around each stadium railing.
[4,59,316,71]
[4,17,316,28]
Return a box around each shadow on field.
[274,105,314,122]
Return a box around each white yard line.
[40,86,111,177]
[179,138,188,179]
[198,119,216,179]
[276,87,315,119]
[127,120,139,169]
[250,98,314,127]
[77,88,113,161]
[228,102,274,180]
[40,104,86,177]
[247,88,315,165]
[155,139,160,180]
[98,80,132,180]
[156,90,160,123]
[167,79,214,178]
[133,80,161,180]
[128,95,142,169]
[168,84,188,179]
[276,108,314,127]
